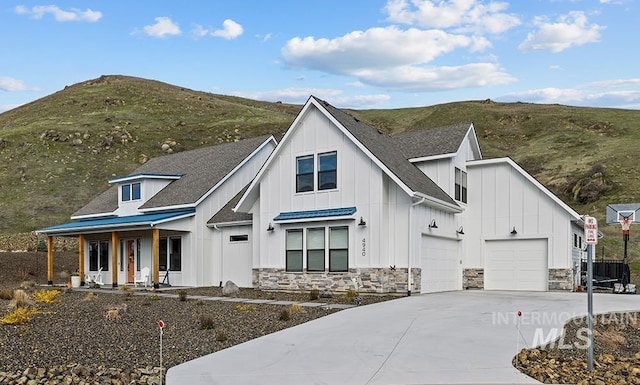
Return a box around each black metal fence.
[581,259,625,287]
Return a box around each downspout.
[408,197,426,296]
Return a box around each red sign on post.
[158,320,165,329]
[584,216,598,245]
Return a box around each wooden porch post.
[153,228,160,289]
[47,236,54,285]
[111,232,119,288]
[78,234,85,286]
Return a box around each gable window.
[296,156,314,193]
[318,152,337,190]
[455,168,467,203]
[285,226,348,272]
[296,151,338,193]
[159,236,182,271]
[121,182,141,202]
[88,240,109,272]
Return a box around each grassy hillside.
[1,75,639,261]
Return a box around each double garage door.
[420,236,460,293]
[484,239,548,291]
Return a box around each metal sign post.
[583,216,597,372]
[158,320,165,383]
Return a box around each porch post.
[78,234,85,286]
[111,232,119,288]
[153,228,160,289]
[47,236,54,285]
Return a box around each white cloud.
[282,26,513,92]
[143,17,181,38]
[353,63,516,91]
[518,11,604,53]
[15,5,102,22]
[191,19,243,40]
[498,78,640,109]
[232,88,390,108]
[283,26,488,74]
[0,76,35,92]
[385,0,521,34]
[213,19,243,40]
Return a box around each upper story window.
[455,168,467,203]
[121,182,141,202]
[296,151,337,193]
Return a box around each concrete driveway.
[167,291,640,385]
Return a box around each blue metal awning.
[273,207,356,222]
[37,209,196,234]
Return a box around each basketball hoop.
[620,217,631,236]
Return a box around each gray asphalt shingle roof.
[392,122,472,159]
[208,185,252,225]
[315,97,457,207]
[73,135,272,217]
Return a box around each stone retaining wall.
[252,267,422,294]
[0,232,78,252]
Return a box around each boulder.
[222,280,239,296]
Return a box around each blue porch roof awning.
[37,209,196,235]
[273,207,357,222]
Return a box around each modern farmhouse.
[38,96,585,293]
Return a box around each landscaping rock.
[222,280,239,296]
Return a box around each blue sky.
[1,0,638,112]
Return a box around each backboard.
[606,203,640,225]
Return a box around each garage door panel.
[421,236,460,293]
[485,239,547,291]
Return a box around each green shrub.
[309,289,320,301]
[177,290,188,302]
[345,289,359,299]
[235,304,256,312]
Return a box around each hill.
[1,75,639,261]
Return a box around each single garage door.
[485,239,548,291]
[421,236,460,293]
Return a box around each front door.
[127,240,136,283]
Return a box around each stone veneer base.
[464,268,574,291]
[253,267,422,294]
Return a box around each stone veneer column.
[548,268,574,291]
[463,268,484,289]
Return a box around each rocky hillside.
[1,75,639,260]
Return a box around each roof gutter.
[412,192,462,213]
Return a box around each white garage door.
[485,239,548,291]
[420,236,460,293]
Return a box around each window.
[296,155,314,193]
[318,152,337,190]
[230,234,249,242]
[88,240,109,272]
[285,226,348,272]
[159,237,182,271]
[307,228,325,271]
[121,182,141,202]
[329,227,349,272]
[296,152,338,193]
[286,230,303,271]
[455,168,467,203]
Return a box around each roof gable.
[73,135,275,218]
[392,123,482,161]
[235,96,460,213]
[467,157,581,220]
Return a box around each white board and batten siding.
[465,158,579,291]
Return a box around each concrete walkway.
[167,291,640,385]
